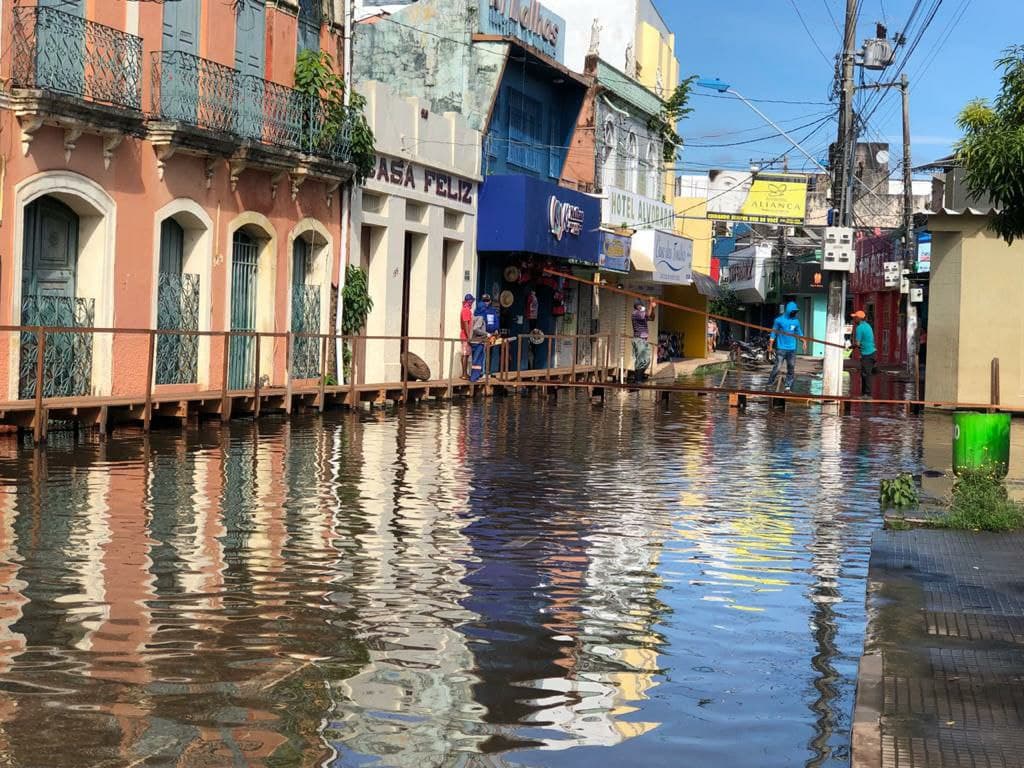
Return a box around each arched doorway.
[290,236,321,379]
[19,196,94,399]
[228,229,259,390]
[156,218,200,385]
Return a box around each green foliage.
[294,50,376,184]
[342,265,373,336]
[341,265,372,379]
[955,45,1024,243]
[708,287,741,319]
[880,473,920,508]
[937,468,1024,531]
[649,76,696,163]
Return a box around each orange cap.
[850,310,866,319]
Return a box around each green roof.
[595,59,663,118]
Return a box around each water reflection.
[0,395,944,766]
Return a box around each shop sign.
[720,243,769,303]
[706,171,808,225]
[916,233,931,273]
[799,263,826,292]
[602,186,674,231]
[598,231,631,273]
[548,195,584,240]
[369,155,475,205]
[631,229,692,285]
[479,0,565,62]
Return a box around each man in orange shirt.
[460,293,474,379]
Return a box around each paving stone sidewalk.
[855,529,1024,768]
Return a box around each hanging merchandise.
[551,304,566,316]
[504,265,521,283]
[499,290,515,308]
[529,328,546,345]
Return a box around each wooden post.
[990,357,1000,412]
[402,336,409,404]
[318,333,328,413]
[545,336,553,393]
[447,339,455,400]
[285,332,294,415]
[32,329,46,445]
[570,334,577,383]
[143,330,155,432]
[253,333,262,418]
[221,332,231,423]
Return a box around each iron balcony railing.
[150,50,354,164]
[11,6,143,111]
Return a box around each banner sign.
[598,231,631,273]
[479,0,565,62]
[706,171,808,225]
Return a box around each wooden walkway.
[0,364,614,443]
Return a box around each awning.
[692,270,720,298]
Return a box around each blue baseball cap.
[464,293,474,301]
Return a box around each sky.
[656,0,1024,178]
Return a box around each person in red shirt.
[460,293,474,379]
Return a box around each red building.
[851,233,905,367]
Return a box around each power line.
[786,0,834,65]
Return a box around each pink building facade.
[0,0,352,403]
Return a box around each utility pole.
[823,0,859,397]
[900,73,918,389]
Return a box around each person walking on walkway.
[767,301,806,392]
[632,299,656,383]
[460,293,474,379]
[851,310,876,399]
[706,317,719,355]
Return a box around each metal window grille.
[18,295,95,400]
[156,273,200,385]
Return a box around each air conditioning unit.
[822,226,856,272]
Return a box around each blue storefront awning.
[477,175,601,264]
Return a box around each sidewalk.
[854,529,1024,768]
[651,351,731,380]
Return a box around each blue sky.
[657,0,1024,176]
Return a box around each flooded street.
[0,394,941,767]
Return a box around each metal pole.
[901,73,919,377]
[143,330,155,432]
[33,329,46,445]
[823,0,859,398]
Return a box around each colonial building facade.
[0,0,354,402]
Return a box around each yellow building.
[927,211,1024,406]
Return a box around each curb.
[690,361,731,376]
[851,652,883,768]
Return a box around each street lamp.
[695,78,830,175]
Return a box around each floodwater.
[0,391,953,767]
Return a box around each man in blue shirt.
[851,310,876,398]
[767,301,807,392]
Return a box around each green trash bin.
[952,411,1011,477]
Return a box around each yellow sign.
[706,171,808,225]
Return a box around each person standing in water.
[767,301,806,392]
[850,310,877,399]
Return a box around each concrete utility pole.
[900,73,918,386]
[823,0,859,397]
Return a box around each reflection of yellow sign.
[707,172,808,225]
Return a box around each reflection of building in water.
[0,480,26,756]
[327,410,484,765]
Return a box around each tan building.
[927,210,1023,407]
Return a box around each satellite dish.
[875,149,890,165]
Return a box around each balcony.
[9,6,144,158]
[149,50,355,190]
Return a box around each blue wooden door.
[229,232,259,390]
[290,240,321,379]
[234,0,266,142]
[36,0,84,97]
[160,0,200,122]
[20,196,94,399]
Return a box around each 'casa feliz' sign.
[368,155,475,206]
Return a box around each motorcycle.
[728,336,776,366]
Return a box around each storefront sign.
[598,231,631,273]
[631,229,693,285]
[602,186,674,231]
[720,243,769,303]
[369,155,475,205]
[479,0,565,62]
[799,263,826,292]
[477,174,600,263]
[916,232,931,273]
[548,195,584,240]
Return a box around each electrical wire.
[786,0,834,65]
